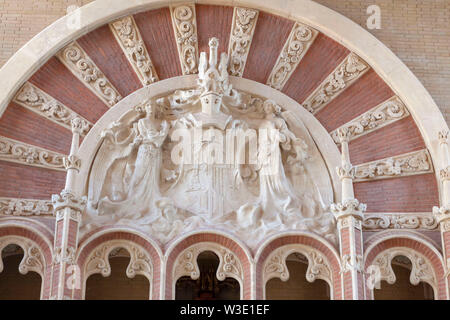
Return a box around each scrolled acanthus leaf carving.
[0,236,45,277]
[363,214,438,230]
[0,197,53,216]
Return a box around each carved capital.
[52,190,86,217]
[433,205,450,231]
[440,166,450,182]
[71,117,89,135]
[336,162,355,180]
[53,246,76,265]
[336,127,351,144]
[438,130,449,145]
[331,198,366,222]
[341,254,364,273]
[63,154,81,171]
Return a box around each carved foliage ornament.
[331,96,410,144]
[0,236,45,277]
[354,149,433,182]
[13,82,92,135]
[303,53,369,114]
[85,240,153,282]
[0,197,53,216]
[110,16,158,85]
[267,22,318,90]
[227,7,259,77]
[363,213,438,230]
[0,135,66,170]
[170,4,199,75]
[263,244,332,288]
[57,41,122,106]
[368,248,437,292]
[173,243,243,285]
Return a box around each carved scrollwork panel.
[56,41,122,107]
[227,7,259,77]
[170,4,199,75]
[363,213,438,230]
[303,53,369,114]
[0,197,53,216]
[267,22,318,90]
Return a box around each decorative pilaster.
[433,130,450,299]
[331,127,367,300]
[50,118,86,300]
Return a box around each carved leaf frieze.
[170,4,199,75]
[0,136,66,170]
[13,82,92,135]
[227,7,259,77]
[56,41,122,107]
[303,53,369,114]
[354,149,433,182]
[0,197,53,216]
[330,96,410,144]
[267,22,318,90]
[363,213,438,230]
[110,16,158,85]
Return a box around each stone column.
[433,130,450,300]
[50,118,87,300]
[331,128,366,300]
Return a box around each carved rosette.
[353,149,433,182]
[110,16,158,85]
[331,96,410,144]
[57,41,122,106]
[0,197,53,216]
[170,4,199,75]
[0,136,66,171]
[263,244,332,289]
[13,82,92,134]
[227,7,259,77]
[363,213,438,230]
[84,240,153,284]
[267,23,318,90]
[367,248,437,292]
[303,53,369,114]
[173,243,243,286]
[0,236,45,277]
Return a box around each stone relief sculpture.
[83,38,336,248]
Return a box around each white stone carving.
[57,41,122,107]
[363,213,438,230]
[354,149,433,182]
[330,96,410,144]
[170,4,199,75]
[341,254,364,273]
[0,197,53,216]
[368,248,437,293]
[227,7,259,77]
[303,53,369,114]
[267,22,318,90]
[13,82,92,135]
[83,38,336,249]
[110,16,158,85]
[263,244,332,289]
[0,236,45,277]
[433,205,450,232]
[63,154,81,172]
[0,135,66,170]
[84,240,153,289]
[173,242,243,285]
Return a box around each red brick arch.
[76,227,162,300]
[364,232,446,300]
[165,232,252,300]
[255,233,342,300]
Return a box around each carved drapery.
[262,244,333,295]
[0,198,53,216]
[227,7,259,77]
[57,41,122,107]
[172,242,244,297]
[0,236,46,278]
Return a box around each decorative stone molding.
[303,53,369,114]
[227,7,259,77]
[0,236,45,277]
[84,240,153,283]
[336,162,355,180]
[63,154,81,172]
[341,254,363,273]
[56,41,122,107]
[267,22,318,90]
[70,117,90,136]
[0,135,66,171]
[433,205,450,231]
[363,213,438,230]
[110,16,158,85]
[331,199,366,222]
[173,243,243,285]
[53,246,76,265]
[438,130,448,145]
[52,190,86,220]
[13,82,92,135]
[262,244,332,288]
[368,247,437,293]
[353,149,433,182]
[170,4,199,75]
[330,96,410,144]
[0,197,53,216]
